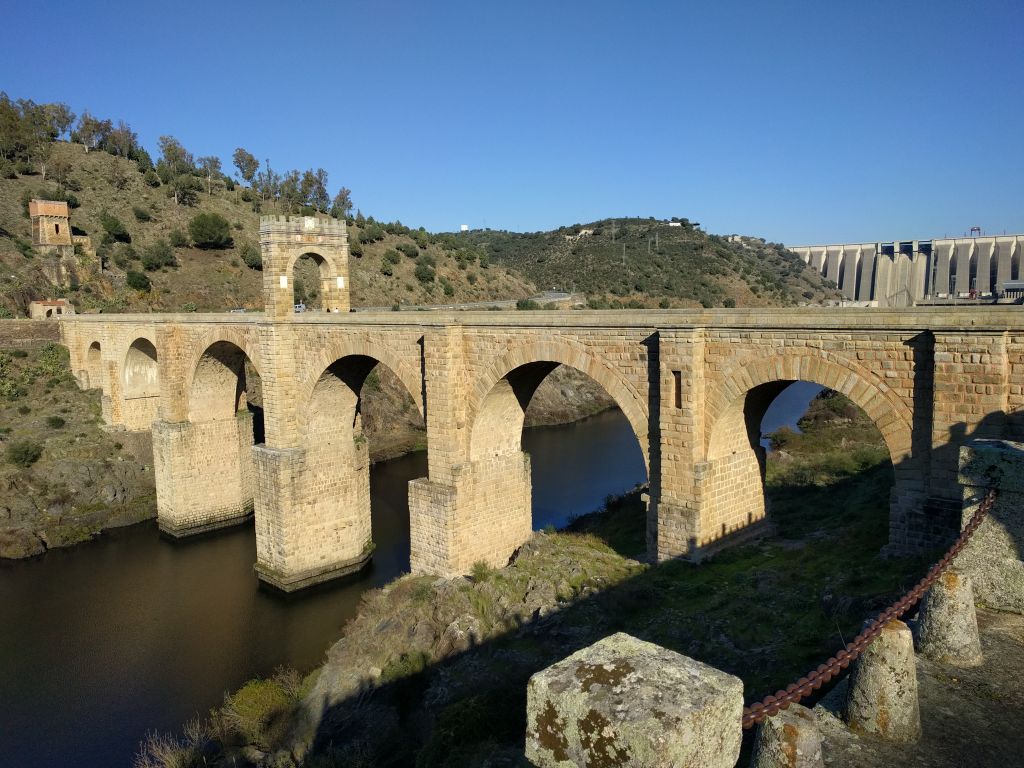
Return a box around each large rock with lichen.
[525,632,743,767]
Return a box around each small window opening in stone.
[55,224,60,235]
[673,370,682,409]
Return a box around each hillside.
[0,142,534,316]
[461,218,840,308]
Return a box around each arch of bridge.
[284,248,339,281]
[705,351,914,465]
[182,327,263,414]
[122,335,160,398]
[298,336,424,427]
[469,338,650,470]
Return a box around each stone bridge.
[58,216,1024,590]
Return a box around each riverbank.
[140,388,937,767]
[0,343,155,559]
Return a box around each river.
[0,385,818,766]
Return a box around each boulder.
[526,632,743,767]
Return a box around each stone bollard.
[525,632,743,767]
[914,569,983,666]
[749,703,824,768]
[845,619,920,743]
[957,440,1024,614]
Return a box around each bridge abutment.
[153,414,256,536]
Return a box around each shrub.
[100,212,131,243]
[383,249,402,265]
[222,677,295,752]
[188,212,233,249]
[470,560,494,582]
[46,416,66,429]
[126,270,151,291]
[17,405,31,414]
[180,302,197,312]
[143,169,161,187]
[168,228,189,248]
[240,188,253,202]
[467,272,478,285]
[349,240,363,258]
[414,261,435,284]
[6,440,43,467]
[516,298,540,310]
[397,242,418,259]
[240,242,261,270]
[380,259,394,277]
[440,276,455,296]
[132,206,152,222]
[141,240,176,271]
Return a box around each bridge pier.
[252,441,373,591]
[153,413,256,536]
[409,451,532,576]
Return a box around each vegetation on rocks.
[0,343,155,559]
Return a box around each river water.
[0,387,817,767]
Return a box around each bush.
[383,249,402,265]
[380,259,394,276]
[100,212,131,243]
[349,240,363,258]
[6,440,43,467]
[414,261,435,284]
[397,242,418,259]
[126,270,151,291]
[188,212,233,249]
[168,228,189,248]
[240,242,262,270]
[132,206,152,222]
[180,302,197,312]
[141,240,176,271]
[516,298,540,310]
[46,416,66,429]
[143,169,161,187]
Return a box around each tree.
[188,212,233,249]
[104,120,137,158]
[74,111,112,152]
[232,148,258,185]
[51,156,73,188]
[302,168,330,212]
[100,211,131,243]
[44,103,75,140]
[159,136,197,205]
[255,158,280,206]
[198,155,222,194]
[279,170,301,213]
[331,187,353,219]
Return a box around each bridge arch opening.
[188,340,264,443]
[123,338,159,398]
[288,249,345,313]
[298,354,426,570]
[703,377,900,550]
[469,361,648,534]
[85,341,101,389]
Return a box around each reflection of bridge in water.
[60,216,1024,591]
[791,234,1024,307]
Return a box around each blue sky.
[3,0,1022,243]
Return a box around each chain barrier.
[741,488,997,730]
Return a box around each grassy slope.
[465,219,841,308]
[0,142,534,315]
[146,391,936,767]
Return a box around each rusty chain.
[741,488,997,730]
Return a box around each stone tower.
[29,200,73,249]
[258,215,351,318]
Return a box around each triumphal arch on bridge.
[61,216,1024,590]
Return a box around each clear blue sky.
[3,0,1022,243]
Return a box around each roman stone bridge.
[58,216,1024,591]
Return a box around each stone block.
[749,703,823,768]
[845,619,920,743]
[914,569,982,666]
[525,632,743,767]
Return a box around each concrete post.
[914,569,982,666]
[956,439,1024,613]
[750,703,824,768]
[845,619,921,743]
[526,633,743,767]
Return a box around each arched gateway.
[58,216,1024,591]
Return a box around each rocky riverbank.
[138,389,946,768]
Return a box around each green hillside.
[461,218,840,308]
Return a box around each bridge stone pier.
[58,216,1024,590]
